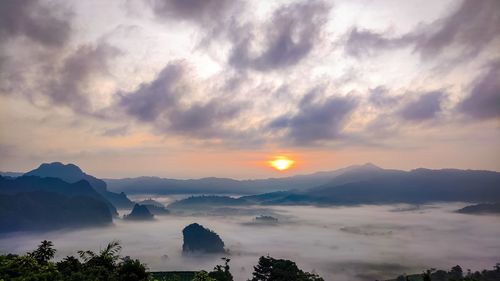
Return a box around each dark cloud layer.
[1,40,120,114]
[459,61,500,120]
[399,91,445,122]
[0,0,71,47]
[345,0,500,61]
[119,62,246,138]
[368,86,400,108]
[148,0,236,29]
[229,0,331,71]
[345,28,414,58]
[167,98,244,137]
[46,43,121,112]
[414,0,500,60]
[0,0,121,114]
[269,93,358,145]
[0,0,497,150]
[119,63,184,122]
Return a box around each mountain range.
[0,162,135,232]
[0,175,114,232]
[103,163,379,195]
[103,163,500,206]
[24,162,134,209]
[243,165,500,205]
[2,162,500,212]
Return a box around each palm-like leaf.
[100,240,122,261]
[77,250,96,262]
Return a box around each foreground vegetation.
[389,264,500,281]
[2,240,499,281]
[0,241,324,281]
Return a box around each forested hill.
[242,168,500,205]
[0,175,115,232]
[25,162,134,209]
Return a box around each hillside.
[25,162,134,209]
[124,204,155,220]
[0,175,118,218]
[242,168,500,205]
[0,191,112,232]
[457,203,500,215]
[168,195,250,210]
[104,164,375,195]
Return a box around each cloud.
[119,63,184,122]
[458,61,500,120]
[344,28,414,58]
[229,0,331,71]
[118,61,247,139]
[45,43,121,113]
[0,0,71,47]
[101,126,129,137]
[414,0,500,60]
[147,0,237,29]
[398,91,445,122]
[345,0,500,61]
[269,92,358,145]
[167,98,245,137]
[368,86,401,108]
[0,1,121,114]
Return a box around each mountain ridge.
[24,162,134,209]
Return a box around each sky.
[0,0,499,179]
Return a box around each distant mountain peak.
[25,161,106,192]
[23,162,134,209]
[360,162,381,169]
[124,204,154,220]
[31,162,84,176]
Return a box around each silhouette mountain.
[0,176,113,232]
[25,162,133,209]
[168,195,250,210]
[0,171,23,178]
[143,204,170,215]
[104,163,382,195]
[124,204,154,220]
[242,167,500,205]
[137,198,165,207]
[0,175,118,216]
[457,203,500,215]
[182,223,225,253]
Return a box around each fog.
[1,202,499,281]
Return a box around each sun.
[269,156,295,171]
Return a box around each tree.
[117,256,149,281]
[56,256,82,274]
[209,257,233,281]
[193,271,216,281]
[78,240,122,270]
[449,265,464,280]
[28,240,56,264]
[1,240,150,281]
[422,269,432,281]
[250,256,324,281]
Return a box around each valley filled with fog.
[1,200,498,281]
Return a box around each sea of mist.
[0,200,499,281]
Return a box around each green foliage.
[249,255,324,281]
[150,271,196,281]
[414,264,500,281]
[208,258,233,281]
[0,240,149,281]
[117,257,150,281]
[193,271,216,281]
[28,240,56,264]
